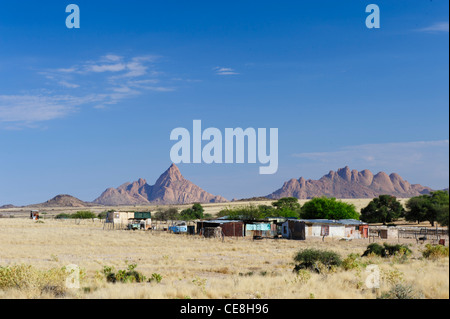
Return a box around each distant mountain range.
[92,164,227,206]
[267,166,433,199]
[31,194,96,208]
[2,165,440,208]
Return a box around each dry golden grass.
[0,218,448,299]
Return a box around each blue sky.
[0,0,448,205]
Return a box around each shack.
[369,226,398,240]
[104,211,151,230]
[197,220,244,238]
[281,220,306,240]
[128,212,152,230]
[244,221,273,238]
[300,219,368,239]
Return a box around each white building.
[282,219,368,240]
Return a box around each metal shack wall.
[245,223,273,238]
[288,221,305,240]
[221,222,244,237]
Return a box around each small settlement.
[101,211,448,244]
[195,217,369,241]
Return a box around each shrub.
[342,253,366,271]
[148,273,163,284]
[362,243,386,257]
[384,243,412,257]
[97,211,112,220]
[293,248,342,273]
[55,211,97,220]
[102,263,147,283]
[378,284,422,299]
[292,269,311,284]
[422,244,449,259]
[0,264,68,297]
[362,243,411,258]
[381,269,405,286]
[71,211,97,219]
[55,213,72,219]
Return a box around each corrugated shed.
[197,221,244,237]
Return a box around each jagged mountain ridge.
[267,166,433,199]
[93,164,227,205]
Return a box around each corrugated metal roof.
[200,220,243,224]
[299,219,367,226]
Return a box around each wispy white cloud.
[102,54,123,62]
[88,63,127,73]
[0,95,77,123]
[417,21,449,33]
[214,66,239,75]
[58,80,80,89]
[0,54,176,128]
[293,140,449,188]
[56,68,77,73]
[83,55,159,77]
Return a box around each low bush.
[0,264,68,297]
[71,211,97,219]
[102,263,147,283]
[342,253,367,271]
[378,284,422,299]
[362,243,411,258]
[55,211,97,220]
[293,248,342,273]
[55,213,72,219]
[422,244,449,260]
[148,273,163,283]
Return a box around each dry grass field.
[0,211,448,299]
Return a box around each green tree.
[257,205,276,216]
[360,195,405,224]
[436,205,449,227]
[406,191,449,226]
[154,208,179,221]
[180,203,205,220]
[271,197,301,218]
[98,209,114,220]
[300,197,359,220]
[430,191,450,227]
[217,205,264,220]
[405,195,429,224]
[272,197,301,211]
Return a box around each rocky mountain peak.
[268,167,432,200]
[93,164,227,205]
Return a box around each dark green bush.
[362,243,411,258]
[102,264,147,283]
[293,248,342,273]
[55,213,72,219]
[362,243,386,257]
[71,211,97,219]
[55,211,97,219]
